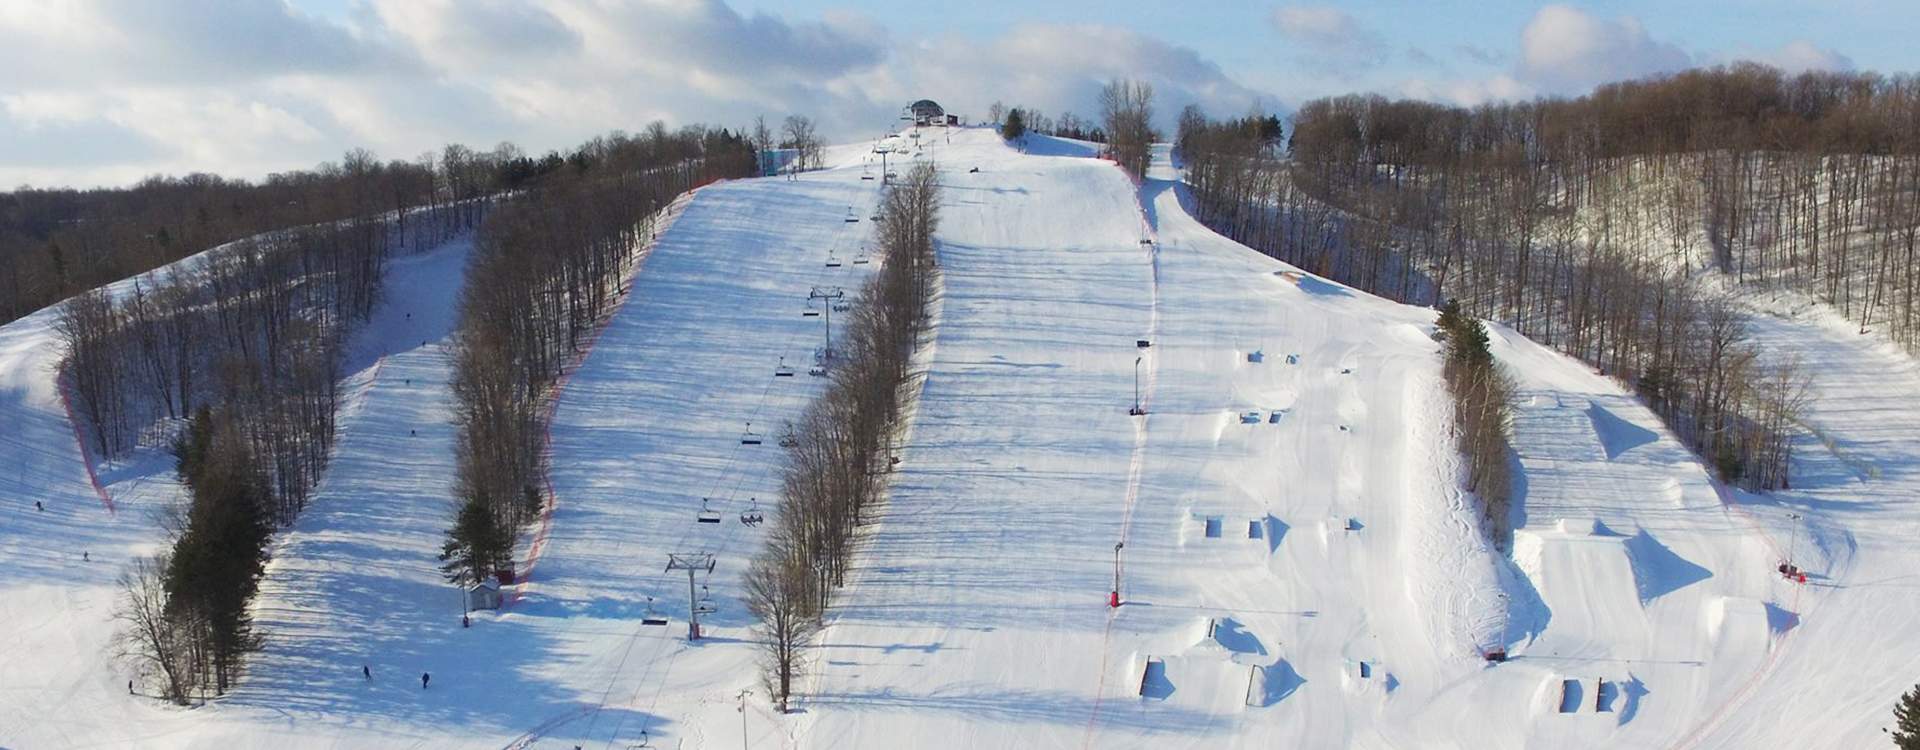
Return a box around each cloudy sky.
[1,0,1910,188]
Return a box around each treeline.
[1436,301,1516,549]
[747,163,940,713]
[88,182,464,704]
[1179,63,1839,490]
[87,123,757,703]
[8,146,493,327]
[1100,79,1157,178]
[59,196,460,514]
[1284,62,1920,351]
[438,127,757,585]
[988,102,1108,143]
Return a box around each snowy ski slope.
[1,123,1917,748]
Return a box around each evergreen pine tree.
[1893,683,1920,749]
[165,409,271,695]
[1001,108,1027,141]
[440,497,510,585]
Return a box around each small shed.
[465,580,502,612]
[909,99,945,126]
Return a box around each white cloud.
[1518,5,1691,94]
[1726,40,1854,74]
[1398,74,1534,108]
[1270,5,1388,72]
[1393,5,1702,108]
[0,1,1276,187]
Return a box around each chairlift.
[808,366,827,377]
[826,255,842,268]
[697,498,722,524]
[694,585,717,615]
[740,498,764,526]
[641,597,669,626]
[740,422,763,445]
[802,299,821,317]
[853,252,870,265]
[774,357,795,377]
[628,730,652,749]
[832,301,852,313]
[778,426,798,448]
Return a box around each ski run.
[2,125,1918,748]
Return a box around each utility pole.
[665,553,716,640]
[737,689,752,750]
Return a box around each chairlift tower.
[873,145,892,184]
[666,553,716,640]
[809,286,846,360]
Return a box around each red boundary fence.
[56,368,117,515]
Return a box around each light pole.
[737,689,752,750]
[1110,541,1125,608]
[1786,511,1803,573]
[1128,356,1144,416]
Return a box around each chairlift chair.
[774,357,796,377]
[740,498,764,526]
[832,301,852,312]
[694,585,717,615]
[697,498,722,524]
[740,422,763,445]
[853,252,870,265]
[826,255,843,268]
[641,597,669,626]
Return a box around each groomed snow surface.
[2,125,1917,748]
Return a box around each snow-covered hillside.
[2,124,1916,749]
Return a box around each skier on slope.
[421,672,430,689]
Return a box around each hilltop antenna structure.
[665,552,716,640]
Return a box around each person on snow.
[363,665,371,681]
[421,672,430,689]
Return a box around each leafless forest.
[56,122,759,702]
[1174,63,1896,490]
[747,163,940,712]
[439,127,758,584]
